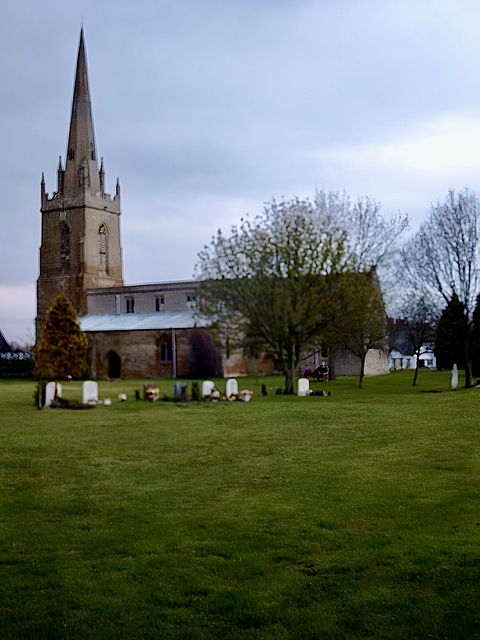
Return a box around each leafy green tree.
[197,199,342,394]
[34,293,88,393]
[196,193,406,394]
[435,294,468,372]
[329,270,387,388]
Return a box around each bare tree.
[397,297,437,386]
[314,190,409,272]
[400,188,480,387]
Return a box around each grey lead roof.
[79,311,209,332]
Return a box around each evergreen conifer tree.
[34,293,88,388]
[435,294,468,371]
[471,294,480,378]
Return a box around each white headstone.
[202,380,215,398]
[297,378,310,396]
[82,380,98,405]
[226,378,239,398]
[450,363,458,390]
[44,381,62,407]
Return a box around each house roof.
[0,330,11,353]
[79,310,209,333]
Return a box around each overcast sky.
[2,0,480,344]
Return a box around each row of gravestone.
[202,379,239,398]
[44,380,98,407]
[196,379,253,402]
[205,378,317,398]
[194,378,315,398]
[45,379,249,408]
[45,378,316,407]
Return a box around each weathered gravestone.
[450,363,458,390]
[82,380,98,405]
[202,380,215,398]
[44,381,62,407]
[297,377,311,396]
[226,378,239,398]
[174,382,186,397]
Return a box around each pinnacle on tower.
[63,29,101,196]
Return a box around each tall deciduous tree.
[396,297,437,386]
[34,293,88,392]
[330,270,387,388]
[400,188,480,387]
[196,193,407,393]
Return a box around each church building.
[36,30,225,380]
[36,30,389,380]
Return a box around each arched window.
[99,224,108,275]
[160,339,172,362]
[60,222,70,272]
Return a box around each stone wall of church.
[85,326,388,381]
[223,349,281,377]
[87,327,222,379]
[330,348,390,377]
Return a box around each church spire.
[63,28,100,196]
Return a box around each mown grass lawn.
[1,370,480,639]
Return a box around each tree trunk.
[284,359,298,394]
[284,368,292,394]
[328,349,336,380]
[283,349,298,395]
[465,359,473,388]
[465,332,473,388]
[358,353,366,389]
[412,349,420,386]
[462,322,474,388]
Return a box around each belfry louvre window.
[126,297,135,313]
[60,222,70,272]
[99,224,107,275]
[156,296,165,312]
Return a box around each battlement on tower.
[41,188,121,214]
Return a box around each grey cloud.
[4,0,480,341]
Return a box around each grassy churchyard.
[1,370,480,639]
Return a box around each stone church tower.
[36,29,123,340]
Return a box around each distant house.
[0,330,11,354]
[388,346,436,370]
